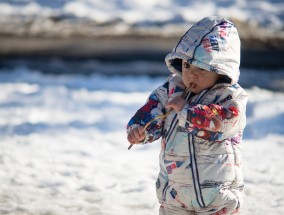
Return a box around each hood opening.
[217,75,232,84]
[171,58,183,74]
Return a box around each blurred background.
[0,1,284,215]
[1,0,284,67]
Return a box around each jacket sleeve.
[127,83,168,143]
[127,75,185,144]
[178,89,248,141]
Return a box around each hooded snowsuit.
[127,16,248,215]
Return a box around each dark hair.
[170,58,183,73]
[217,75,232,84]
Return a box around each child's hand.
[166,96,186,112]
[127,126,145,144]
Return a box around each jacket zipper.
[187,88,212,208]
[188,134,206,208]
[162,182,169,201]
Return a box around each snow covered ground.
[0,65,283,215]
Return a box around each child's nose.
[189,71,198,79]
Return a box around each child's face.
[182,60,220,94]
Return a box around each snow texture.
[0,66,283,215]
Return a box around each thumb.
[137,126,144,135]
[166,100,178,112]
[137,126,145,141]
[165,100,174,109]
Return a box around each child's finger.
[132,128,142,142]
[127,131,139,144]
[137,126,146,141]
[132,137,139,143]
[137,126,145,135]
[166,101,177,111]
[165,101,174,109]
[127,133,134,144]
[129,128,142,143]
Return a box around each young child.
[127,16,248,215]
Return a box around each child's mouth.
[189,83,197,90]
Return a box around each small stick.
[128,144,134,150]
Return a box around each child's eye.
[183,62,190,69]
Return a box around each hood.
[165,16,241,84]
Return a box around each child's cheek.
[182,74,192,88]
